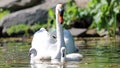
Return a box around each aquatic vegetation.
[0,41,30,67]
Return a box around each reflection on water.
[0,38,120,68]
[30,62,78,68]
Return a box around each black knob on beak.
[59,9,64,16]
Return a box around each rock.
[69,28,100,37]
[69,28,87,36]
[97,29,109,37]
[86,29,97,35]
[0,0,69,34]
[0,8,47,33]
[74,0,89,8]
[86,29,99,37]
[0,0,44,11]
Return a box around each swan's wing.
[35,28,47,34]
[31,28,51,48]
[30,28,57,60]
[31,27,57,49]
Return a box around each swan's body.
[60,47,82,62]
[51,29,78,54]
[29,4,83,64]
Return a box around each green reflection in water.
[0,38,120,68]
[0,41,30,68]
[80,39,120,68]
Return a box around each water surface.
[0,38,120,68]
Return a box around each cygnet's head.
[61,47,66,62]
[29,48,37,57]
[61,47,66,57]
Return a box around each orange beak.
[58,14,64,24]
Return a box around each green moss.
[0,9,10,20]
[30,23,48,32]
[7,24,30,35]
[6,23,48,36]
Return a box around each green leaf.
[108,16,114,25]
[0,10,10,20]
[94,11,102,23]
[48,9,55,18]
[113,6,119,13]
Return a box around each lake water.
[0,37,120,68]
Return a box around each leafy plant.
[63,0,79,28]
[6,23,49,36]
[48,0,120,36]
[5,0,120,37]
[0,9,10,20]
[48,0,79,29]
[7,24,30,36]
[48,8,56,29]
[30,22,50,32]
[87,0,120,36]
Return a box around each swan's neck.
[56,12,65,49]
[51,8,65,61]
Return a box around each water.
[0,38,120,68]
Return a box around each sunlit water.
[0,38,120,68]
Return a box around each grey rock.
[86,29,99,37]
[69,28,87,36]
[0,0,69,33]
[86,29,97,35]
[0,0,43,11]
[74,0,89,8]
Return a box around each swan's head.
[56,4,64,24]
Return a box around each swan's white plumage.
[30,28,51,63]
[29,4,83,64]
[63,30,78,54]
[66,53,83,61]
[61,47,83,62]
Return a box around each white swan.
[60,47,83,62]
[51,4,83,63]
[29,4,82,64]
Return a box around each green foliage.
[0,9,10,20]
[48,9,56,29]
[6,23,48,36]
[87,0,120,36]
[7,24,30,35]
[4,0,120,36]
[48,0,120,36]
[63,0,79,28]
[48,0,79,29]
[30,23,49,32]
